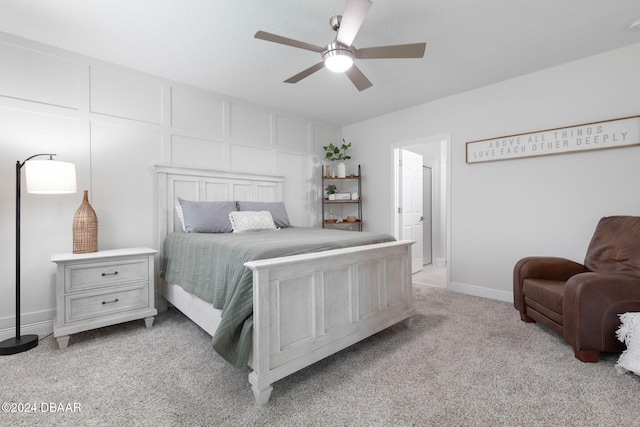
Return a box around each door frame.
[390,134,452,279]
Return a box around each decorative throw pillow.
[615,312,640,376]
[177,198,236,233]
[229,210,278,233]
[237,201,291,228]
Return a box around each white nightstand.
[51,247,158,349]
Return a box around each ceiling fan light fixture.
[323,44,355,72]
[255,0,424,90]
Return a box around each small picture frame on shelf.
[334,192,352,200]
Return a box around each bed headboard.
[155,165,285,246]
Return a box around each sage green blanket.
[161,227,395,368]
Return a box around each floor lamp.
[0,154,76,356]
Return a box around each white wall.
[0,33,339,340]
[344,42,640,302]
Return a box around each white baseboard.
[448,281,512,303]
[435,258,447,267]
[0,309,55,341]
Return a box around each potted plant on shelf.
[323,139,351,178]
[325,184,338,200]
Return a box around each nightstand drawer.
[65,283,149,323]
[66,258,149,292]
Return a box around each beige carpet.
[1,284,639,426]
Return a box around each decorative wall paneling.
[0,41,79,109]
[0,33,340,340]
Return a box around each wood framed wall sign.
[466,115,640,164]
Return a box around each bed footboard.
[244,239,415,405]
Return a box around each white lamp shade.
[25,159,77,194]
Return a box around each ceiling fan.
[254,0,426,91]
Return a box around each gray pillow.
[237,201,291,228]
[177,198,236,233]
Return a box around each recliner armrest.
[513,257,589,311]
[563,272,640,352]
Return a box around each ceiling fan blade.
[336,0,372,47]
[255,30,324,53]
[356,43,426,59]
[284,62,325,84]
[344,64,373,91]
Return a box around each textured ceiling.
[1,0,639,127]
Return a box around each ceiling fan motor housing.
[323,42,355,60]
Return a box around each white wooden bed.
[156,165,415,405]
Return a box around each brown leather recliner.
[514,216,640,362]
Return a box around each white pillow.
[615,312,640,376]
[229,211,277,233]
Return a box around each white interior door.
[423,166,433,265]
[400,149,424,273]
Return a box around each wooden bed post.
[248,266,274,405]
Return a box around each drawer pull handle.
[101,271,118,277]
[102,298,119,305]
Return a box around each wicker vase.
[73,190,98,254]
